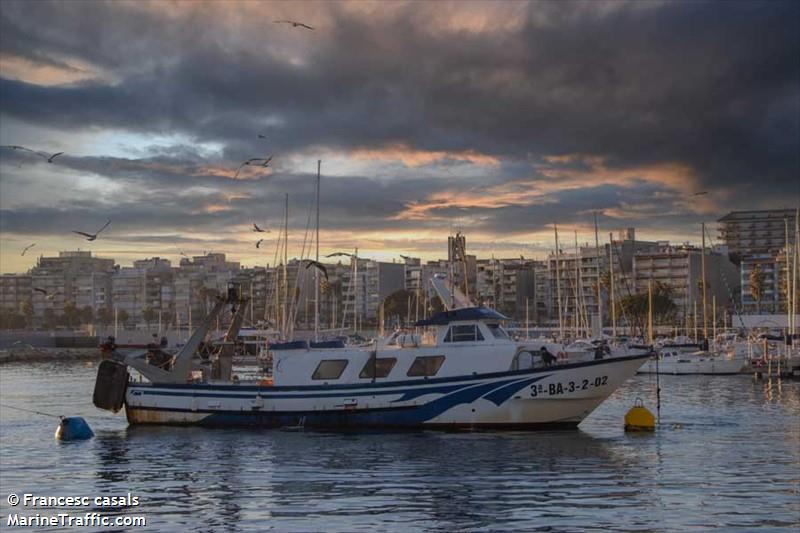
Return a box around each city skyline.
[1,1,799,274]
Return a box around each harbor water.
[1,361,798,532]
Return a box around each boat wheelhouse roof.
[414,306,509,326]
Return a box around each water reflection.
[1,363,798,532]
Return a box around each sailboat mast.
[785,216,791,336]
[608,233,616,339]
[793,208,799,335]
[554,224,564,340]
[594,212,602,337]
[648,279,653,345]
[354,247,359,333]
[283,193,289,338]
[701,222,708,340]
[574,230,582,338]
[315,160,321,341]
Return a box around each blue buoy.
[55,417,94,441]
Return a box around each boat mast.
[594,211,602,337]
[608,233,616,339]
[283,193,289,339]
[315,160,321,341]
[701,222,708,340]
[712,294,717,346]
[793,208,799,336]
[647,279,653,345]
[354,247,359,333]
[554,224,564,340]
[574,230,581,338]
[785,215,791,336]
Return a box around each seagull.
[72,219,111,241]
[21,243,36,256]
[399,254,412,261]
[33,287,57,300]
[274,19,314,30]
[258,155,274,167]
[256,239,264,248]
[253,223,270,233]
[326,252,354,258]
[1,145,64,163]
[234,157,270,179]
[691,191,708,196]
[258,134,267,139]
[302,259,329,280]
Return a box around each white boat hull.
[637,355,746,375]
[125,354,648,429]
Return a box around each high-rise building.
[633,244,740,320]
[30,251,115,322]
[718,209,796,260]
[0,273,32,314]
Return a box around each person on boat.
[594,343,605,360]
[540,346,557,366]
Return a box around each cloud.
[0,0,798,272]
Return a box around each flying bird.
[253,223,270,233]
[234,157,271,179]
[258,134,267,139]
[259,155,274,167]
[399,254,412,261]
[21,243,36,256]
[326,252,354,258]
[691,191,708,196]
[72,219,111,241]
[274,20,314,30]
[33,287,57,300]
[302,259,329,280]
[256,239,264,248]
[1,145,64,163]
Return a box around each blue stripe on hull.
[127,375,550,428]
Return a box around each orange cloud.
[0,53,115,86]
[348,142,499,167]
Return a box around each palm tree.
[749,265,766,314]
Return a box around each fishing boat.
[93,284,650,430]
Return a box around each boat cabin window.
[359,356,397,379]
[487,323,509,340]
[407,355,446,377]
[444,325,484,343]
[312,359,349,380]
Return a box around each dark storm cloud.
[0,0,798,257]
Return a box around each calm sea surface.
[0,361,798,532]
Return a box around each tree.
[382,290,419,326]
[19,302,34,329]
[117,309,130,327]
[142,307,158,329]
[97,307,114,328]
[61,301,81,329]
[617,282,677,337]
[80,306,94,325]
[749,265,766,314]
[0,308,25,330]
[43,308,58,330]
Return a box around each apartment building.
[633,244,739,318]
[718,209,796,259]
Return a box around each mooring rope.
[0,403,62,418]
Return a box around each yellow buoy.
[624,398,655,432]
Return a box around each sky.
[0,0,798,273]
